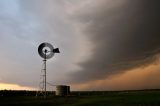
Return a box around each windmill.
[38,42,60,98]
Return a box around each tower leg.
[43,59,47,98]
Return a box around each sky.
[0,0,160,91]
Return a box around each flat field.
[0,90,160,106]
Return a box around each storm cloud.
[69,0,160,83]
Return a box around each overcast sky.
[0,0,160,91]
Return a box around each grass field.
[0,90,160,106]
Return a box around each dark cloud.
[70,0,160,83]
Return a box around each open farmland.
[0,90,160,106]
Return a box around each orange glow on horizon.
[72,60,160,91]
[0,83,36,90]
